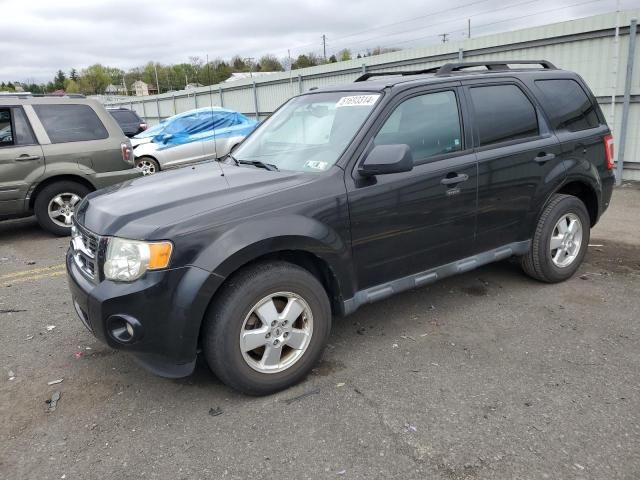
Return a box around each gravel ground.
[1,184,639,480]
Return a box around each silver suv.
[0,94,140,235]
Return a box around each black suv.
[107,108,147,138]
[67,61,615,395]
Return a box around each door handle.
[441,173,469,185]
[534,152,555,163]
[15,154,41,162]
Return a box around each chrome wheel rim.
[550,213,583,268]
[47,193,81,228]
[136,159,156,175]
[240,292,313,374]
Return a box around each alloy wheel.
[239,292,314,374]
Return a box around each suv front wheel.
[34,181,91,236]
[202,261,332,395]
[521,194,591,283]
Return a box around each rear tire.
[521,194,590,283]
[136,156,160,175]
[202,261,332,395]
[34,181,90,236]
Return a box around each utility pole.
[153,62,160,94]
[468,18,471,38]
[439,33,449,43]
[322,34,327,61]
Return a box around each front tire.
[521,194,590,283]
[202,261,332,395]
[34,181,90,236]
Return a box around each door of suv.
[0,106,44,216]
[346,86,478,290]
[462,80,565,252]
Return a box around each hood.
[131,136,154,148]
[75,162,310,239]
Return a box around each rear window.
[110,110,140,123]
[535,79,599,132]
[469,84,539,146]
[34,104,108,143]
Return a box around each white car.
[132,107,257,174]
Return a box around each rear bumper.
[598,172,615,222]
[91,167,142,190]
[66,249,224,377]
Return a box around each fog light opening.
[107,315,142,344]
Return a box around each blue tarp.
[134,107,257,147]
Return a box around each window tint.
[110,110,140,123]
[34,104,108,143]
[13,108,36,144]
[0,108,13,146]
[469,84,539,146]
[374,91,462,160]
[535,79,599,132]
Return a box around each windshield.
[232,91,381,172]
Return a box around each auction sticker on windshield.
[336,94,380,107]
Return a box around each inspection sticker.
[305,160,330,171]
[336,94,380,107]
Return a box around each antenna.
[206,53,218,161]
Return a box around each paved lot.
[1,184,639,480]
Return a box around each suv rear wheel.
[521,194,590,283]
[202,261,332,395]
[34,181,91,236]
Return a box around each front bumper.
[66,249,224,377]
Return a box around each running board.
[342,240,530,316]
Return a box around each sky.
[2,0,637,83]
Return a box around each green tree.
[339,49,352,61]
[53,70,66,90]
[328,54,337,63]
[69,68,78,81]
[64,78,80,93]
[257,55,284,72]
[292,53,320,70]
[78,64,111,94]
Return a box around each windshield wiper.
[237,159,279,171]
[223,152,240,166]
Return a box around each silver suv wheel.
[240,292,313,374]
[550,213,583,268]
[47,193,81,227]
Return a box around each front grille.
[71,222,100,280]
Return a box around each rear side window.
[34,104,108,143]
[469,84,539,146]
[535,79,599,132]
[374,91,462,161]
[110,110,140,123]
[13,108,36,144]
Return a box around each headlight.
[104,237,173,282]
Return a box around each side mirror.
[162,133,173,144]
[358,144,413,176]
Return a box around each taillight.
[603,134,614,170]
[140,123,148,131]
[121,142,133,165]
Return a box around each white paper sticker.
[305,160,330,171]
[336,94,380,107]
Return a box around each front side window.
[34,104,108,143]
[535,79,599,132]
[233,92,381,172]
[374,90,462,161]
[469,84,539,146]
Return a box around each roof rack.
[354,60,557,82]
